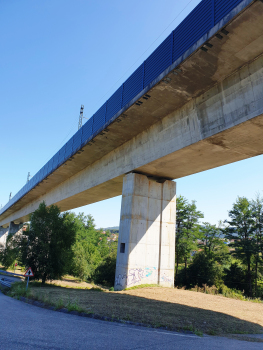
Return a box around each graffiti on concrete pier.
[115,267,157,288]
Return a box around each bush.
[223,262,248,294]
[190,284,219,295]
[91,255,116,287]
[70,241,99,280]
[175,252,222,288]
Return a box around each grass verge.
[4,278,263,338]
[124,284,160,291]
[188,284,263,303]
[6,282,85,313]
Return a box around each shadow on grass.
[24,283,263,336]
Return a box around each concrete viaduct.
[1,0,263,290]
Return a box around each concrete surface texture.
[0,222,21,249]
[0,292,262,350]
[0,224,24,250]
[114,173,176,290]
[1,1,263,227]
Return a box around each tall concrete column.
[0,222,22,249]
[0,226,9,249]
[114,173,176,291]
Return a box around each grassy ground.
[8,277,262,337]
[2,266,262,337]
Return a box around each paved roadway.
[0,274,23,290]
[0,291,262,350]
[0,275,23,283]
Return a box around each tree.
[69,213,116,280]
[91,254,117,286]
[20,202,76,284]
[175,252,222,288]
[251,195,263,295]
[224,197,256,296]
[223,262,247,292]
[199,223,221,256]
[175,196,203,278]
[69,213,97,280]
[199,222,230,264]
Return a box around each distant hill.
[103,226,119,231]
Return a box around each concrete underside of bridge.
[1,50,263,227]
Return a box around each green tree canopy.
[224,197,256,296]
[176,252,222,288]
[20,202,76,284]
[69,213,118,281]
[199,222,229,264]
[251,195,263,295]
[175,195,203,277]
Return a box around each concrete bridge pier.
[0,222,21,249]
[114,173,176,291]
[0,226,9,249]
[8,222,21,235]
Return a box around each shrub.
[175,252,222,288]
[223,262,247,294]
[91,255,116,287]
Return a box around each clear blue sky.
[1,0,262,228]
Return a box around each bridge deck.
[1,0,263,225]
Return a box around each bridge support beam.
[114,173,176,291]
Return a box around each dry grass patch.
[28,285,263,335]
[45,278,94,290]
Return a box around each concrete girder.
[1,54,263,226]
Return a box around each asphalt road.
[0,275,23,283]
[0,291,262,350]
